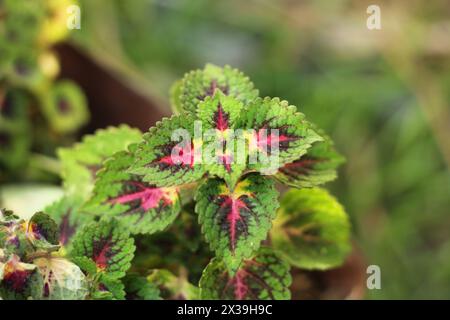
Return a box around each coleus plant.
[0,64,350,300]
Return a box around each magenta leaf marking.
[214,103,229,131]
[219,195,250,252]
[157,143,195,168]
[255,129,297,153]
[93,239,113,269]
[109,181,174,211]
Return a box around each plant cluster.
[1,64,350,300]
[0,0,88,181]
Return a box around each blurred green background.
[2,0,450,299]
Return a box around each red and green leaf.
[44,196,95,248]
[237,97,322,174]
[276,129,345,188]
[28,212,59,246]
[195,174,279,273]
[199,247,291,300]
[70,219,135,279]
[197,92,246,187]
[171,64,258,114]
[128,115,205,187]
[0,254,43,300]
[85,145,181,235]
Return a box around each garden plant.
[1,63,351,300]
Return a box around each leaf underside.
[271,188,351,270]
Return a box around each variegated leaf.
[70,219,135,279]
[85,145,181,235]
[195,174,279,273]
[129,115,205,187]
[172,64,258,114]
[199,247,291,300]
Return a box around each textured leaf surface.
[58,125,142,199]
[123,274,161,300]
[174,64,258,114]
[197,92,246,187]
[129,115,205,187]
[276,130,345,188]
[94,273,126,300]
[271,188,351,270]
[71,219,135,279]
[237,97,322,174]
[86,145,181,235]
[196,174,279,272]
[33,257,89,300]
[200,247,291,300]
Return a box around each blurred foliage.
[74,0,450,299]
[0,0,89,184]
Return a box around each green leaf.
[271,188,351,270]
[197,92,247,187]
[33,257,89,300]
[123,274,161,300]
[58,125,142,199]
[95,273,126,300]
[71,256,98,276]
[174,64,258,114]
[129,115,205,187]
[44,196,95,248]
[28,212,59,245]
[70,219,136,279]
[237,97,322,174]
[85,145,182,235]
[199,247,291,300]
[195,174,279,273]
[40,80,89,134]
[275,129,345,188]
[0,254,43,300]
[169,79,183,114]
